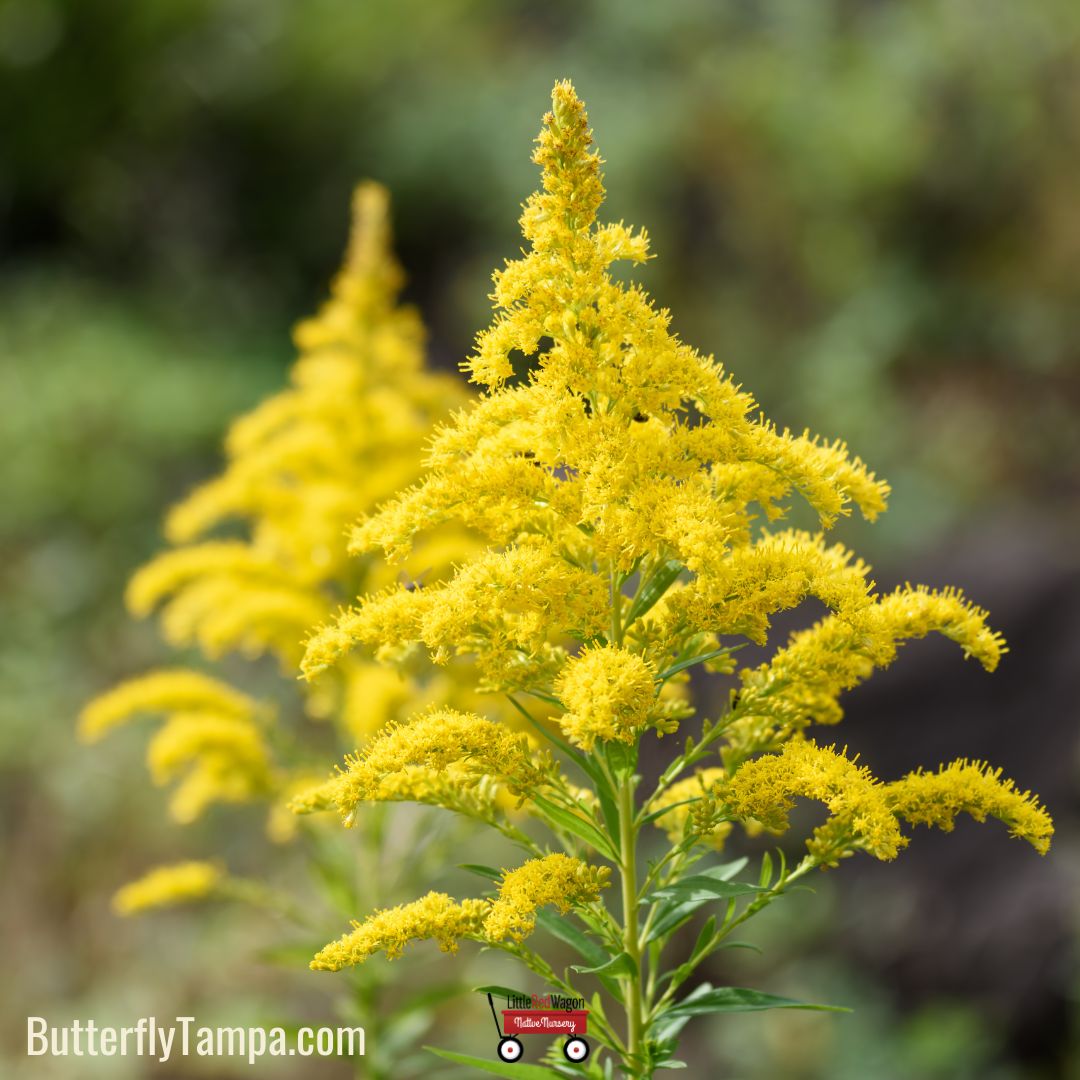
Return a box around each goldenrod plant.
[297,83,1052,1078]
[80,184,486,1079]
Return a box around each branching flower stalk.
[80,185,493,1080]
[298,84,1052,1078]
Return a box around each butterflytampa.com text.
[27,1016,364,1065]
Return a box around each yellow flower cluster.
[293,82,1050,903]
[289,764,505,824]
[83,185,478,832]
[305,84,890,699]
[146,712,274,823]
[886,759,1053,855]
[311,892,490,971]
[79,669,256,740]
[310,854,609,969]
[724,584,1007,765]
[555,645,657,750]
[112,861,223,916]
[326,708,552,821]
[666,530,875,647]
[721,740,905,864]
[78,670,273,823]
[720,740,1052,865]
[484,853,611,942]
[304,540,607,691]
[132,183,461,670]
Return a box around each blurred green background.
[2,1,1079,1076]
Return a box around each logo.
[485,992,590,1064]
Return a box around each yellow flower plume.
[308,82,889,709]
[887,760,1052,855]
[129,183,466,674]
[83,183,490,831]
[724,584,1008,765]
[720,740,1051,865]
[326,708,553,821]
[484,853,611,942]
[112,861,223,916]
[311,893,490,971]
[310,854,610,970]
[79,669,257,741]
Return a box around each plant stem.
[619,777,646,1076]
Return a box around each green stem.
[217,878,322,931]
[647,853,819,1021]
[619,777,646,1076]
[610,567,624,647]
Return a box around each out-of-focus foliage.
[0,276,290,1077]
[0,275,280,765]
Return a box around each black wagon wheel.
[498,1036,525,1062]
[563,1036,590,1062]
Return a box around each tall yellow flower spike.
[295,84,1051,1076]
[82,184,476,827]
[131,182,465,672]
[306,84,891,698]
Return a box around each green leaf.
[648,900,704,940]
[425,1047,559,1078]
[637,797,698,830]
[535,910,609,968]
[459,864,503,882]
[603,740,638,777]
[647,862,756,938]
[668,984,848,1017]
[594,780,621,844]
[473,985,526,1002]
[626,559,684,625]
[648,877,762,905]
[657,915,718,991]
[656,648,732,682]
[691,915,717,963]
[397,982,468,1016]
[706,857,748,881]
[650,984,847,1044]
[530,794,618,861]
[523,688,564,708]
[759,852,773,889]
[570,951,637,978]
[535,910,625,1004]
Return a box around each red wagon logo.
[486,993,590,1063]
